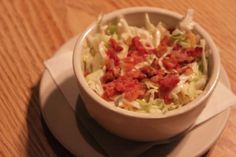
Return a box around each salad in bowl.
[73,7,220,141]
[83,9,208,114]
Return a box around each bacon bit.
[113,76,136,93]
[151,73,164,84]
[123,62,134,73]
[103,82,117,98]
[124,51,144,72]
[159,75,179,97]
[156,46,167,57]
[109,38,123,52]
[127,70,146,80]
[184,67,193,75]
[129,51,145,63]
[124,82,146,101]
[185,31,197,48]
[115,81,126,92]
[102,94,112,101]
[163,95,173,104]
[173,44,182,51]
[151,58,161,69]
[163,57,179,70]
[129,36,146,54]
[156,36,170,57]
[160,36,170,46]
[187,47,203,58]
[102,66,121,83]
[147,48,158,54]
[170,50,194,64]
[102,71,115,83]
[106,48,120,66]
[104,59,114,71]
[102,73,147,101]
[113,66,121,77]
[141,66,158,78]
[106,38,124,66]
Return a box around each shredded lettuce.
[145,13,161,47]
[98,41,108,59]
[86,69,104,95]
[145,13,156,33]
[179,9,194,31]
[135,98,179,113]
[106,24,119,35]
[170,33,191,48]
[171,62,207,105]
[83,11,208,114]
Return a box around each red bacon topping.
[100,36,202,103]
[159,75,180,101]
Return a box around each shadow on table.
[24,78,210,157]
[24,82,74,157]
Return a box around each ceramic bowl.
[73,7,220,141]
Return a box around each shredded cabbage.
[171,62,207,105]
[86,69,104,95]
[179,9,195,31]
[82,10,208,114]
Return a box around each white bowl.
[73,7,220,141]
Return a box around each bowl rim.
[73,7,220,119]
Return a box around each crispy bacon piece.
[105,38,124,67]
[102,74,147,101]
[127,70,146,80]
[102,71,115,83]
[124,82,146,101]
[151,58,161,69]
[172,44,182,51]
[104,59,114,71]
[102,66,121,83]
[129,36,146,54]
[184,67,193,75]
[150,73,164,84]
[159,74,179,99]
[109,38,123,52]
[103,82,117,98]
[141,66,158,78]
[163,57,179,70]
[187,47,203,58]
[124,51,145,73]
[156,36,170,57]
[159,75,179,93]
[106,48,120,66]
[169,50,194,65]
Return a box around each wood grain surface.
[0,0,236,156]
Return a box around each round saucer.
[40,36,230,157]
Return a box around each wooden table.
[0,0,236,156]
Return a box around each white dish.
[40,36,230,157]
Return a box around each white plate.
[40,36,230,157]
